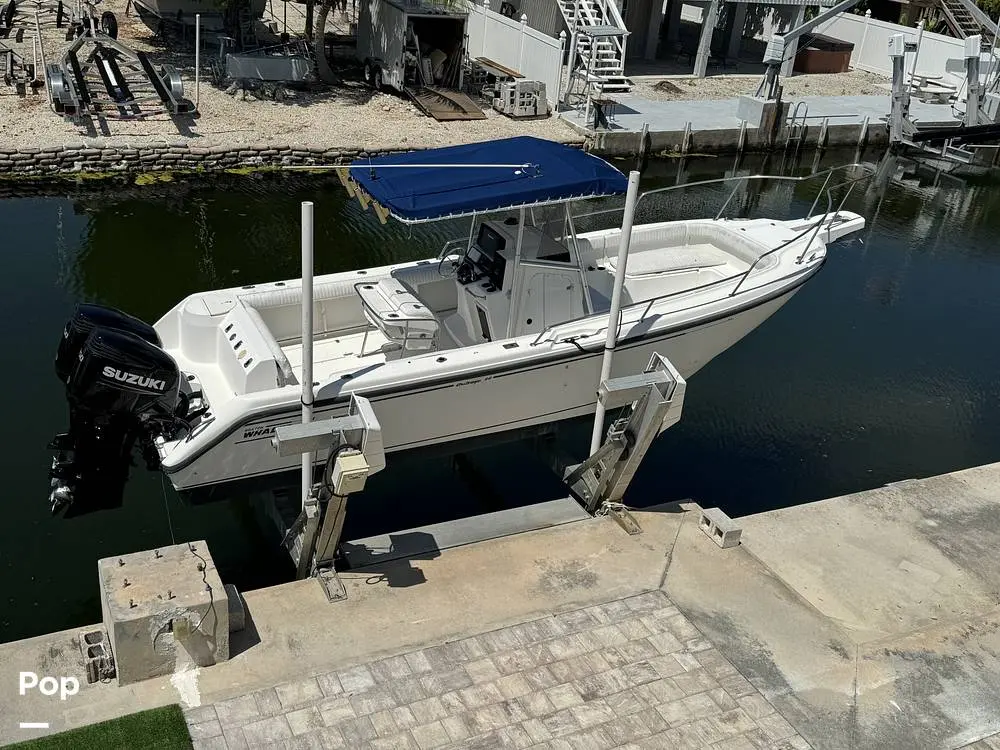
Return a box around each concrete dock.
[3,462,1000,749]
[561,94,961,156]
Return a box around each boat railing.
[529,163,875,348]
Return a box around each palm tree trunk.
[314,1,337,84]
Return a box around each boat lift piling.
[590,170,640,456]
[300,200,314,511]
[268,202,386,580]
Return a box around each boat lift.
[271,179,688,582]
[888,33,1000,168]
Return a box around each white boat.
[131,0,266,33]
[48,138,866,514]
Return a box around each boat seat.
[355,278,440,351]
[218,301,298,395]
[606,244,731,277]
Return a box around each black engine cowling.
[49,304,186,517]
[56,303,161,384]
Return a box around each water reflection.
[2,149,1000,642]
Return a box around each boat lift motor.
[271,395,386,578]
[757,0,863,101]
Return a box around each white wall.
[821,13,976,82]
[466,2,566,106]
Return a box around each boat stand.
[271,394,386,583]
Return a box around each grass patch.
[5,705,192,750]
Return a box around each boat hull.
[162,285,801,491]
[132,0,266,31]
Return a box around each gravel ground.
[0,4,887,153]
[0,0,579,150]
[634,68,890,102]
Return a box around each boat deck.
[281,329,390,383]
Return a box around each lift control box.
[331,449,370,495]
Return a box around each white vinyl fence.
[466,0,567,107]
[821,12,983,82]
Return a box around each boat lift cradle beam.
[272,394,386,579]
[563,352,686,516]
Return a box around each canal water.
[3,150,1000,643]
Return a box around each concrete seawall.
[0,121,884,179]
[2,462,1000,748]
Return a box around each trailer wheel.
[364,61,383,91]
[100,11,118,38]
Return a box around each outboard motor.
[49,304,187,517]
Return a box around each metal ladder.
[785,101,809,151]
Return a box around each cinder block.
[78,629,116,683]
[98,541,229,686]
[225,584,246,633]
[699,508,742,549]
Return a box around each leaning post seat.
[354,278,440,352]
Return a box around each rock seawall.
[0,142,407,177]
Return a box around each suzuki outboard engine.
[49,304,187,517]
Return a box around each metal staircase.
[558,0,632,94]
[938,0,998,39]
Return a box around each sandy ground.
[0,0,578,150]
[0,3,888,152]
[634,69,890,102]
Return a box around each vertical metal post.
[195,14,201,111]
[555,30,566,109]
[506,207,527,337]
[565,0,579,107]
[482,0,490,59]
[858,9,872,68]
[518,14,528,71]
[301,202,315,507]
[965,34,982,127]
[590,170,640,456]
[906,19,925,100]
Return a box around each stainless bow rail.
[527,162,875,347]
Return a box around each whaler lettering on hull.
[241,425,279,441]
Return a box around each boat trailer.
[46,30,192,120]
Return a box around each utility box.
[494,80,549,118]
[357,0,468,93]
[98,541,229,686]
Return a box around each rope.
[595,500,635,516]
[160,473,176,546]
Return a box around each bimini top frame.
[341,136,628,224]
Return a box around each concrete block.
[77,628,115,683]
[225,584,245,632]
[699,508,742,549]
[98,541,229,686]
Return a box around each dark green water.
[3,150,1000,643]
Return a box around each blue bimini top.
[348,136,628,223]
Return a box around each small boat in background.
[131,0,266,34]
